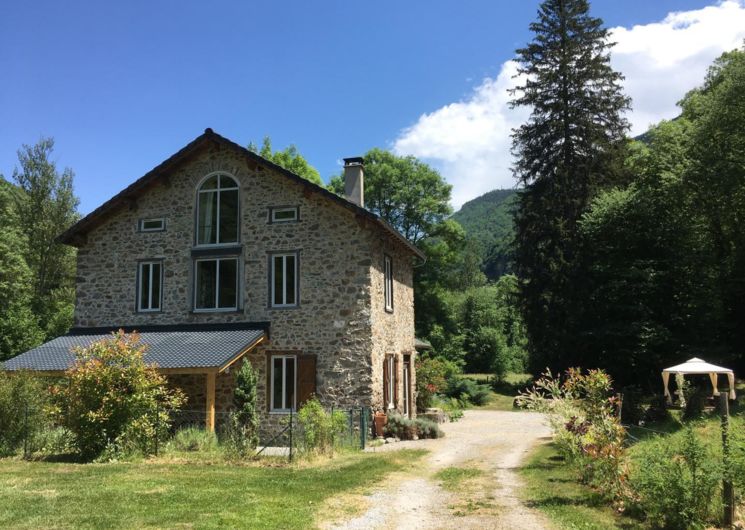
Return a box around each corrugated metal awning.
[2,323,267,373]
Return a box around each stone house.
[4,128,425,433]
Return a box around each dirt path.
[323,409,553,530]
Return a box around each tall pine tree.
[510,0,630,373]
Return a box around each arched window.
[196,173,239,246]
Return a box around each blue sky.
[1,0,742,213]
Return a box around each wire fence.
[12,401,374,462]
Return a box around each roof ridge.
[57,129,424,258]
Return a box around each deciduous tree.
[12,138,79,338]
[249,136,323,186]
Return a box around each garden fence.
[14,400,373,463]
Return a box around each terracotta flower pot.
[373,412,388,437]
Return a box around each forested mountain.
[451,189,517,279]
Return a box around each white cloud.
[393,1,745,210]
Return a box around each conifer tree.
[510,0,630,372]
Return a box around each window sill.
[269,410,296,415]
[384,308,394,314]
[191,245,242,258]
[190,309,243,314]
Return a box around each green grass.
[434,465,484,491]
[0,449,426,529]
[520,443,644,529]
[464,372,533,411]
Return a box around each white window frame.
[403,359,411,417]
[137,261,162,312]
[384,255,394,312]
[386,355,396,410]
[270,252,299,308]
[270,207,298,224]
[139,218,165,232]
[270,354,297,413]
[193,257,239,312]
[195,172,240,247]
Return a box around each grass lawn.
[0,449,426,529]
[465,372,533,411]
[520,443,644,530]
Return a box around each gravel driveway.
[324,409,552,530]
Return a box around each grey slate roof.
[414,337,432,350]
[2,323,267,372]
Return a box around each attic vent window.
[270,207,298,224]
[139,218,165,232]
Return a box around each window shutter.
[383,357,389,407]
[394,355,400,408]
[266,354,272,412]
[297,354,317,407]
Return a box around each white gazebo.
[662,357,736,404]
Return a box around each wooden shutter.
[383,356,389,407]
[266,354,272,412]
[297,354,317,407]
[394,355,400,409]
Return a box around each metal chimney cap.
[343,156,364,166]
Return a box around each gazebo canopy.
[662,357,736,403]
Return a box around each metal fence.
[12,402,374,462]
[168,405,374,460]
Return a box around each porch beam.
[206,371,216,432]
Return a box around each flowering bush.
[415,356,460,411]
[517,368,627,498]
[54,331,184,460]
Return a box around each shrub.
[169,426,218,453]
[224,359,260,457]
[517,368,626,498]
[445,377,491,406]
[644,394,671,423]
[0,371,51,456]
[414,417,444,439]
[385,413,443,440]
[54,331,185,460]
[683,386,708,420]
[619,385,645,425]
[415,356,460,411]
[295,397,346,454]
[628,427,721,529]
[385,413,417,439]
[431,395,464,421]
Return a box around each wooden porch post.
[206,371,216,432]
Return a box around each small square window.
[139,218,165,232]
[270,207,298,223]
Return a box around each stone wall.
[369,236,417,416]
[72,142,417,429]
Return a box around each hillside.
[451,189,517,280]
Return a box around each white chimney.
[343,157,364,208]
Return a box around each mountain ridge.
[451,188,518,280]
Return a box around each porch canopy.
[662,357,736,404]
[3,322,268,431]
